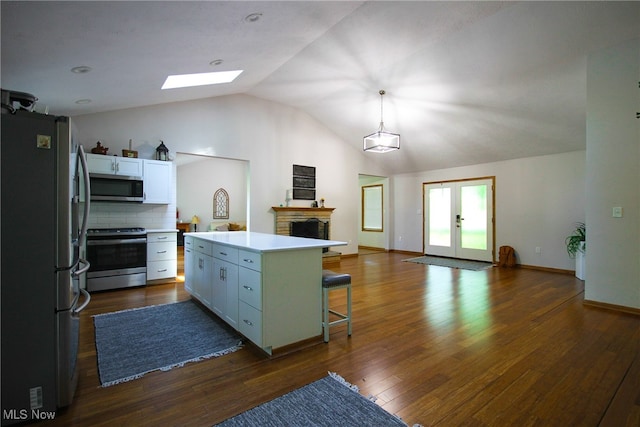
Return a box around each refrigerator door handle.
[73,288,91,315]
[77,145,91,248]
[73,258,91,277]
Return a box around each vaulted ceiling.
[2,1,638,174]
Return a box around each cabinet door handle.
[243,319,253,326]
[243,285,253,291]
[157,250,167,254]
[243,258,254,263]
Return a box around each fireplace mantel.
[271,207,335,213]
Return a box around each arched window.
[213,188,229,219]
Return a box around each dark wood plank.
[35,250,639,426]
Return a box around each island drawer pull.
[157,268,167,272]
[243,258,254,263]
[243,285,253,291]
[157,236,168,240]
[156,250,167,254]
[219,251,228,256]
[243,319,253,326]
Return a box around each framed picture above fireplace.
[292,164,316,200]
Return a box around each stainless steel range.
[86,227,147,291]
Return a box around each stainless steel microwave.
[89,173,144,202]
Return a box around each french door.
[423,178,494,262]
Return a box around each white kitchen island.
[183,231,347,355]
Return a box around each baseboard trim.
[389,249,423,256]
[518,264,574,275]
[584,300,640,316]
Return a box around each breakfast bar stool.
[322,270,352,342]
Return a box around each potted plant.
[565,222,585,280]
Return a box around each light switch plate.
[612,207,623,218]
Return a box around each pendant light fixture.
[363,89,400,153]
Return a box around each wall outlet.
[612,206,623,218]
[535,247,541,254]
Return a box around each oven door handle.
[87,237,147,246]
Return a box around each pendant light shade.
[363,90,400,153]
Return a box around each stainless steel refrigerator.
[1,107,91,425]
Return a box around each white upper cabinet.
[86,153,143,177]
[143,160,172,204]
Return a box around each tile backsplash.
[87,201,176,230]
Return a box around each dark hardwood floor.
[39,250,639,426]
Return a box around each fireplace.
[290,219,329,252]
[272,206,340,263]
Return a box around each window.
[362,184,383,231]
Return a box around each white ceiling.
[2,1,638,174]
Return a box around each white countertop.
[184,231,347,252]
[146,229,178,233]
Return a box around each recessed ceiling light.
[71,66,92,74]
[75,99,92,104]
[161,70,243,90]
[209,59,224,67]
[244,13,262,23]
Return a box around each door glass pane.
[429,187,451,247]
[460,185,487,250]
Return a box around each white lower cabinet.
[184,238,195,294]
[146,231,177,281]
[188,238,213,309]
[212,244,239,329]
[195,253,213,309]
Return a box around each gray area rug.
[215,372,412,426]
[403,255,493,271]
[93,300,242,387]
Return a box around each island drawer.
[239,301,262,346]
[239,267,262,309]
[239,250,261,272]
[194,239,213,256]
[212,244,238,263]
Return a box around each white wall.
[585,38,639,309]
[74,94,391,255]
[391,151,586,270]
[176,154,248,231]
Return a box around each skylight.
[161,70,243,89]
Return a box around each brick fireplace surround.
[271,206,340,264]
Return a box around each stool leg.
[347,283,352,337]
[323,287,329,343]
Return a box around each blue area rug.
[93,300,242,387]
[215,372,414,426]
[403,255,493,271]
